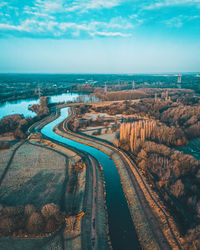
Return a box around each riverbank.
[0,113,109,250]
[56,107,183,249]
[31,111,110,249]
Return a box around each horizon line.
[0,72,199,75]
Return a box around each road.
[89,155,98,249]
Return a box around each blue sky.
[0,0,200,73]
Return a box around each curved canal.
[41,107,140,250]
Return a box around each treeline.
[0,203,65,236]
[117,120,187,151]
[0,97,50,139]
[92,94,200,140]
[161,105,200,139]
[96,90,147,101]
[136,141,200,246]
[116,120,200,246]
[0,114,28,139]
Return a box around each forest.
[85,88,200,246]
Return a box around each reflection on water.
[0,99,40,120]
[0,93,86,120]
[49,93,79,103]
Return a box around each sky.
[0,0,200,73]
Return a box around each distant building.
[104,83,108,93]
[165,90,168,101]
[154,93,158,102]
[132,80,135,89]
[177,74,182,83]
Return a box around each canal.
[41,107,141,250]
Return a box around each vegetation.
[95,90,147,101]
[28,97,50,116]
[118,120,187,152]
[87,88,200,246]
[0,203,65,237]
[0,97,50,139]
[116,118,199,246]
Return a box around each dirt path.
[89,155,98,249]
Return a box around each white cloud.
[89,31,131,37]
[0,18,132,38]
[59,22,89,31]
[165,14,200,28]
[24,10,54,19]
[57,18,133,36]
[31,0,120,15]
[144,0,200,10]
[0,23,24,31]
[0,20,36,32]
[65,0,120,13]
[84,0,119,9]
[35,0,63,13]
[165,16,184,28]
[107,17,133,29]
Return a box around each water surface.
[0,93,81,120]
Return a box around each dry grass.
[0,142,21,177]
[0,142,66,207]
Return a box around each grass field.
[0,142,66,207]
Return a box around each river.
[0,92,97,120]
[41,107,141,250]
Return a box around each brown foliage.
[102,90,147,101]
[29,97,50,116]
[26,212,45,234]
[73,160,85,173]
[170,179,184,198]
[183,225,200,250]
[119,119,186,156]
[41,203,60,219]
[161,105,200,139]
[24,204,36,217]
[0,114,24,134]
[0,218,15,235]
[0,203,64,236]
[44,217,58,233]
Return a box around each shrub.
[24,204,36,217]
[0,205,3,215]
[0,217,15,235]
[4,206,24,217]
[183,225,200,250]
[41,203,59,219]
[44,217,58,233]
[170,179,184,198]
[26,212,44,234]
